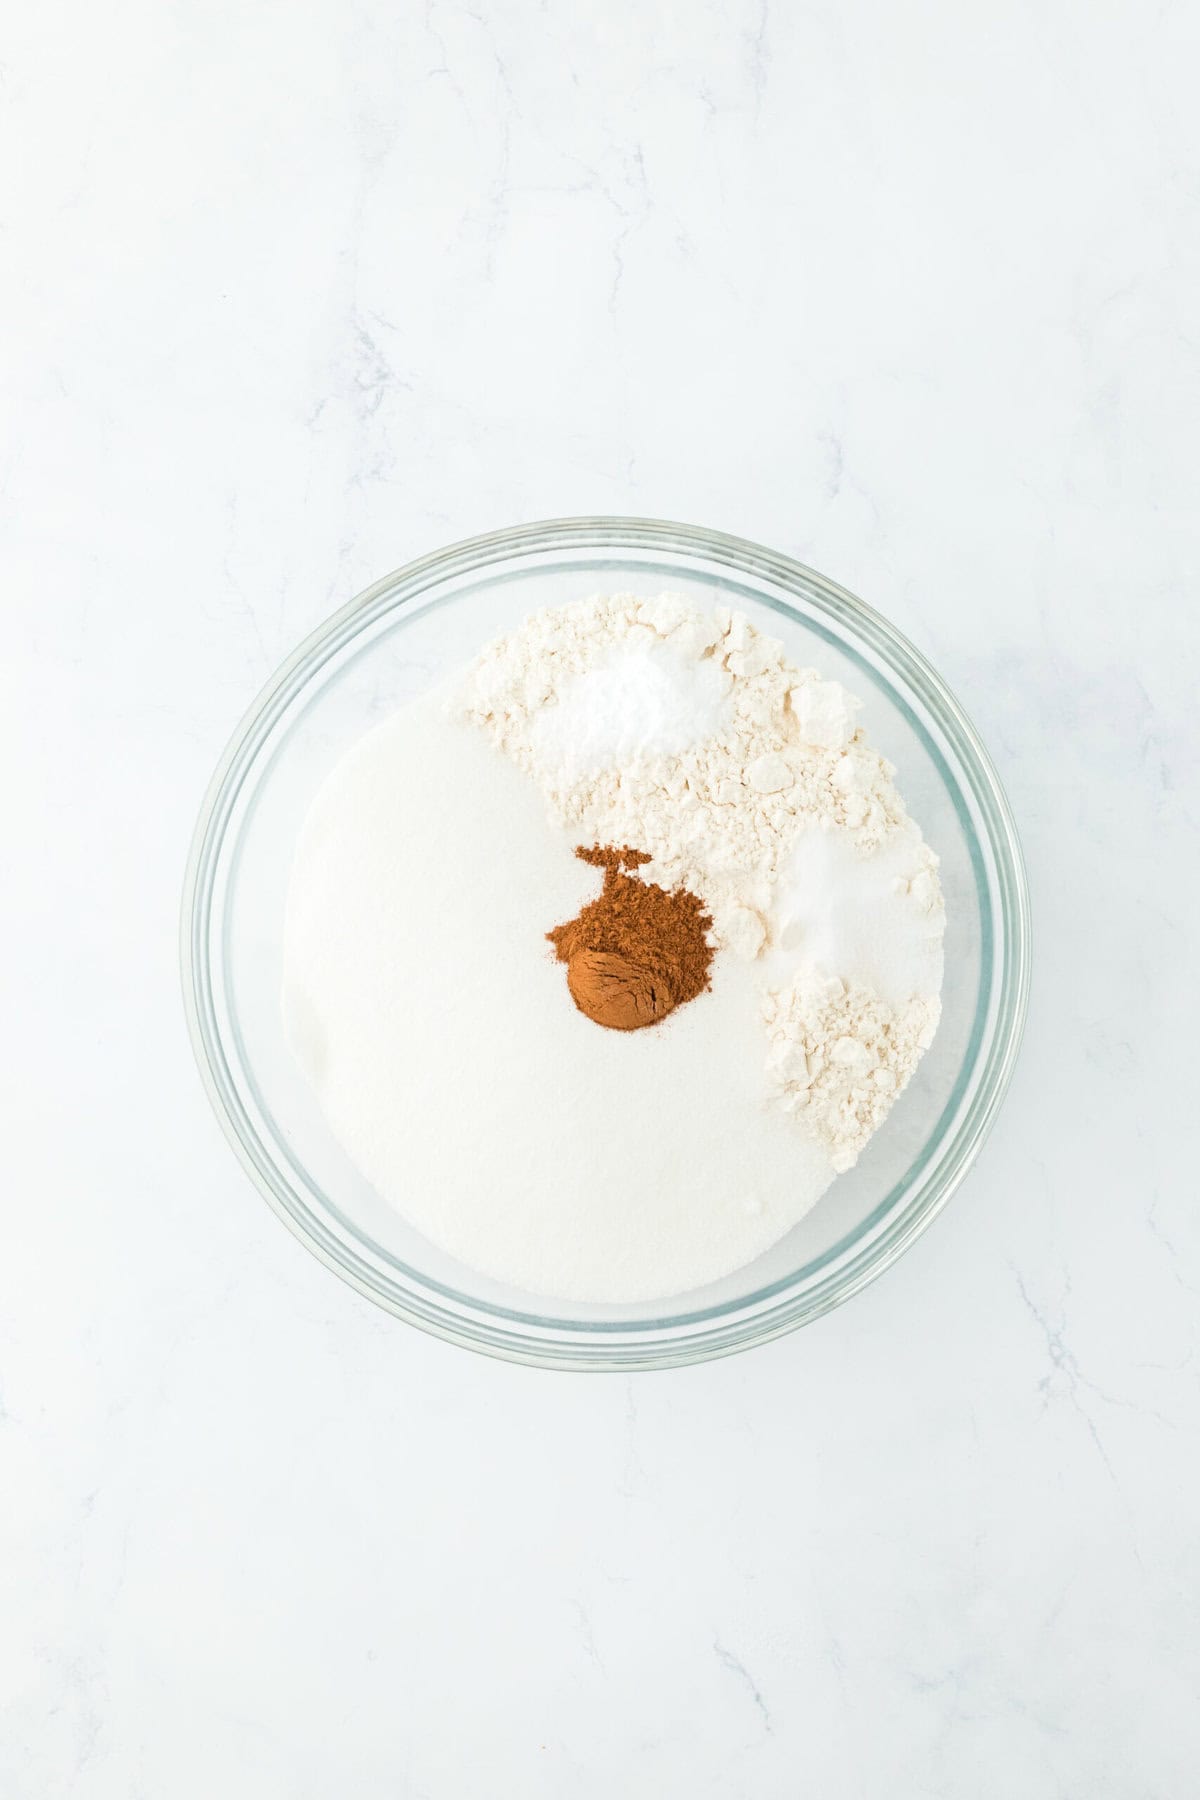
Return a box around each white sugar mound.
[282,690,834,1304]
[770,823,945,1010]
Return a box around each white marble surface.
[3,2,1199,1794]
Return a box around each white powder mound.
[529,640,732,777]
[282,689,835,1304]
[460,592,909,952]
[769,823,945,1010]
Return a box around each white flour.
[463,593,945,1177]
[764,971,941,1172]
[460,592,911,953]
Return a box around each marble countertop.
[4,2,1198,1794]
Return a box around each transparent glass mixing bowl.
[181,518,1030,1369]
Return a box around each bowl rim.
[181,515,1031,1370]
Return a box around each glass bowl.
[181,518,1030,1370]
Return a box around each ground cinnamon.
[547,846,713,1032]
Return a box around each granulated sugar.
[282,690,835,1303]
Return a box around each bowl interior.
[185,523,1025,1366]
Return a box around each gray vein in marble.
[1146,1196,1200,1297]
[714,1638,773,1735]
[608,144,650,311]
[458,3,516,278]
[818,426,844,499]
[568,1599,603,1670]
[617,1377,646,1498]
[1012,1265,1172,1510]
[218,496,270,670]
[745,0,770,115]
[349,313,395,421]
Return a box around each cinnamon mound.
[548,846,713,1032]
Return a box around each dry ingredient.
[460,591,905,953]
[462,592,945,1164]
[282,691,836,1303]
[547,845,713,1031]
[764,969,941,1171]
[281,593,948,1304]
[530,643,731,778]
[768,823,944,1010]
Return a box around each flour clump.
[461,593,911,953]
